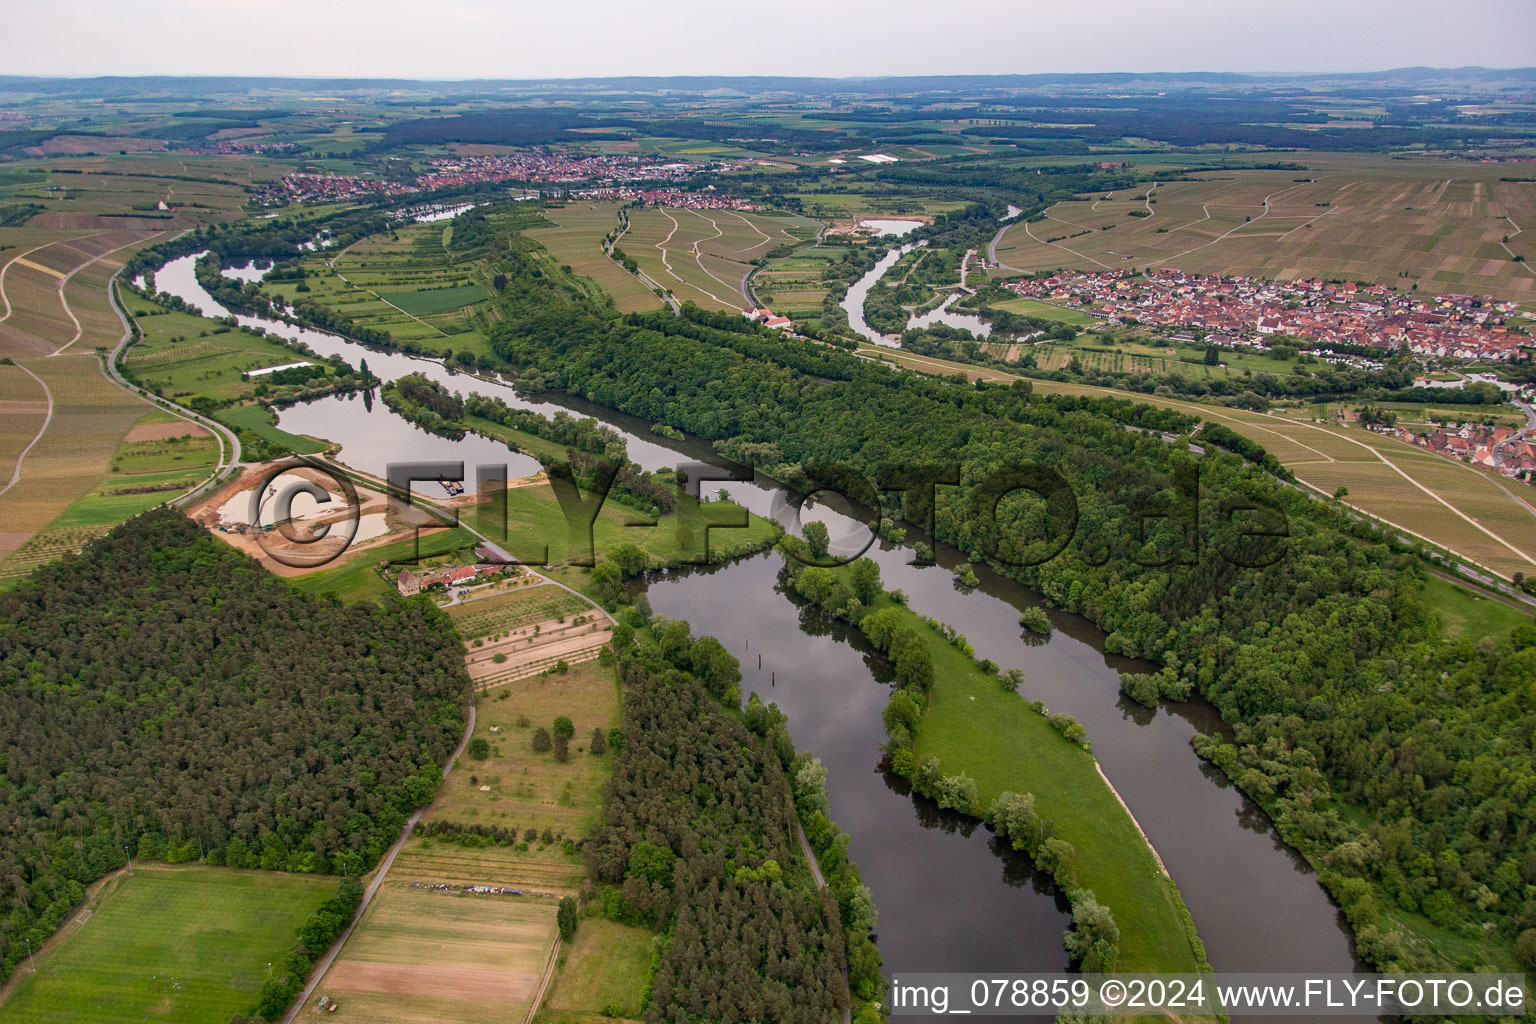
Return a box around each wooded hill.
[0,509,471,985]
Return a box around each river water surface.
[151,246,1367,1010]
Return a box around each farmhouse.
[397,569,421,597]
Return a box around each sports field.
[0,866,333,1024]
[622,207,820,312]
[992,155,1536,302]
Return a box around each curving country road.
[104,267,244,496]
[0,360,52,499]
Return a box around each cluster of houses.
[573,185,763,211]
[1006,269,1531,363]
[254,151,720,206]
[395,543,521,596]
[1383,421,1536,480]
[742,306,794,329]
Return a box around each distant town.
[1006,268,1532,363]
[254,151,726,206]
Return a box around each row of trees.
[585,634,854,1024]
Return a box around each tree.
[557,896,578,941]
[1063,890,1120,969]
[590,561,623,607]
[604,543,649,578]
[553,716,575,739]
[1334,485,1348,500]
[589,727,607,755]
[1000,667,1024,692]
[988,791,1041,852]
[553,733,570,762]
[532,727,552,752]
[689,635,741,699]
[882,688,922,738]
[468,737,490,760]
[793,756,829,815]
[803,520,830,560]
[849,558,882,604]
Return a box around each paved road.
[104,267,244,500]
[0,360,52,499]
[280,701,477,1024]
[796,822,853,1024]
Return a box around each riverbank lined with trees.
[593,611,881,1023]
[777,539,1208,976]
[467,218,1536,976]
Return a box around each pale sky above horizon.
[1,0,1533,80]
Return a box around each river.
[840,245,997,345]
[151,244,1367,1012]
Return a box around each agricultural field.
[524,201,663,313]
[120,288,333,403]
[304,883,559,1024]
[263,220,496,358]
[864,344,1536,580]
[788,191,968,221]
[448,583,594,640]
[306,652,634,1024]
[0,359,48,489]
[541,919,654,1022]
[991,155,1536,302]
[621,206,819,313]
[35,409,217,530]
[751,245,847,322]
[1019,333,1301,377]
[0,866,334,1024]
[393,658,619,893]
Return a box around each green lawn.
[464,479,781,571]
[464,413,571,462]
[544,918,653,1018]
[990,296,1099,328]
[887,594,1206,974]
[215,403,327,455]
[1420,574,1532,641]
[0,866,334,1024]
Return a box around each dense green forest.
[587,641,857,1024]
[466,217,1536,973]
[0,510,471,985]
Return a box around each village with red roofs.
[1005,267,1531,362]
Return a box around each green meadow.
[0,866,333,1024]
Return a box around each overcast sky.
[2,0,1533,80]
